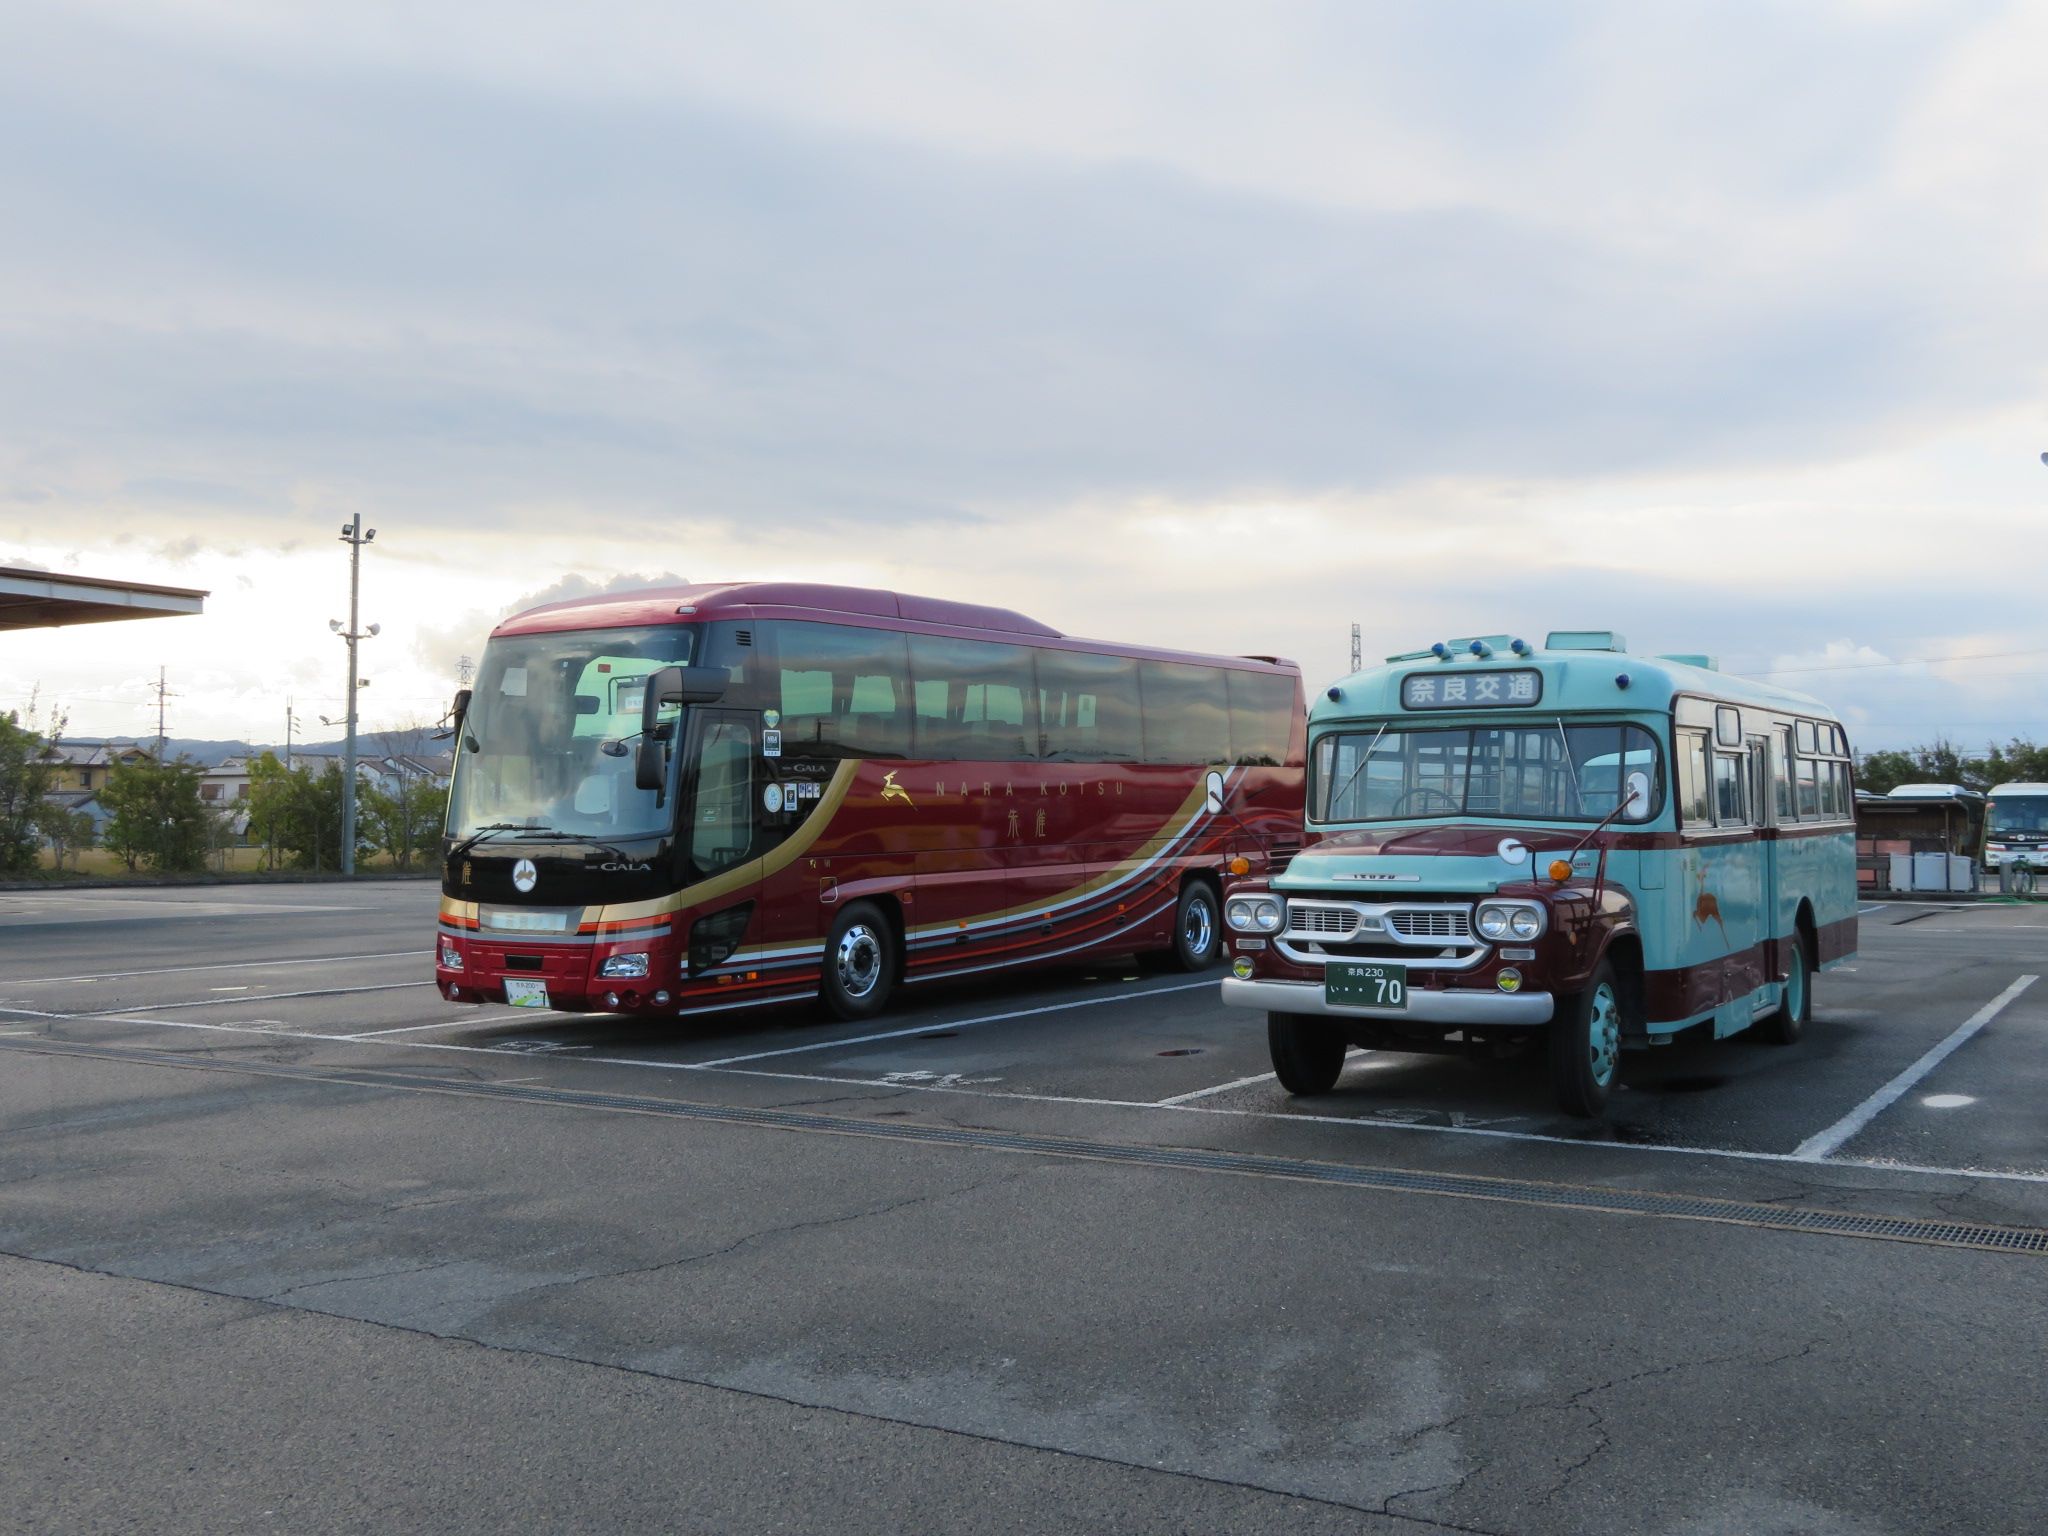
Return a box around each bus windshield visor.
[447,625,699,842]
[1313,722,1662,824]
[1990,796,2048,835]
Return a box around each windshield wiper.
[1322,721,1390,820]
[446,823,530,863]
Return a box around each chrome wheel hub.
[1183,897,1215,957]
[835,924,883,999]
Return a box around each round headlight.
[1509,908,1543,940]
[1254,899,1283,932]
[1475,905,1511,940]
[1226,899,1255,931]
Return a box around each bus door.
[678,708,764,922]
[1749,733,1786,990]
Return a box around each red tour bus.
[436,583,1306,1020]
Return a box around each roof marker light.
[1469,640,1492,658]
[1326,685,1343,702]
[1510,638,1530,656]
[1430,642,1451,659]
[1615,672,1632,690]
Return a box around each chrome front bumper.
[1220,976,1556,1026]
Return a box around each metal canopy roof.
[0,566,208,630]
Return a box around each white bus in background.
[1984,782,2048,870]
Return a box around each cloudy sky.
[4,0,2045,750]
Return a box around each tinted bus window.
[909,635,1035,760]
[1037,648,1142,762]
[770,623,910,758]
[1228,670,1297,766]
[1774,725,1794,820]
[1140,660,1229,765]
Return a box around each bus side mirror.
[1204,770,1226,816]
[635,737,668,794]
[1624,770,1651,820]
[635,666,729,797]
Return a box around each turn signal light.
[1227,855,1251,876]
[1548,859,1574,882]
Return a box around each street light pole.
[333,516,378,877]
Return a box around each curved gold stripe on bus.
[905,772,1220,938]
[585,761,862,927]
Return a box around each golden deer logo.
[1692,873,1728,944]
[880,769,915,809]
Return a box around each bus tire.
[1167,880,1223,971]
[822,902,895,1022]
[1549,959,1624,1118]
[1757,929,1812,1045]
[1268,1012,1345,1095]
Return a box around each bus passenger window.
[1678,733,1711,826]
[1140,660,1230,765]
[1713,754,1746,825]
[767,622,910,758]
[1035,649,1142,762]
[1227,670,1300,767]
[1774,726,1795,820]
[909,636,1035,761]
[1795,754,1821,819]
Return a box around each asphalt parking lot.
[4,882,2046,1534]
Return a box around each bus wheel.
[1549,960,1623,1118]
[1268,1012,1345,1094]
[823,902,895,1021]
[1168,881,1222,971]
[1757,931,1812,1045]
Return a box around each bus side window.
[1035,649,1142,762]
[1227,670,1299,767]
[1795,753,1821,819]
[1712,753,1747,825]
[690,720,755,876]
[768,622,911,758]
[909,636,1035,761]
[1774,726,1795,821]
[1678,731,1712,827]
[1140,660,1230,766]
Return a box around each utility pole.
[1350,623,1362,675]
[331,516,379,876]
[150,666,173,759]
[458,654,474,687]
[285,697,301,770]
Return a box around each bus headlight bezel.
[1475,900,1547,942]
[1226,895,1283,933]
[598,952,651,979]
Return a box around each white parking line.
[690,979,1220,1067]
[1792,974,2039,1161]
[3,951,430,986]
[1154,1071,1278,1105]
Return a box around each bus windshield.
[447,625,698,842]
[1312,721,1662,824]
[1989,795,2048,835]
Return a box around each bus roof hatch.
[1545,631,1627,652]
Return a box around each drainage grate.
[8,1037,2045,1255]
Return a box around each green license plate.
[1325,961,1407,1010]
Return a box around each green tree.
[361,773,443,871]
[244,754,360,871]
[0,707,58,874]
[35,804,96,873]
[100,756,212,873]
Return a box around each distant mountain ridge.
[64,731,448,768]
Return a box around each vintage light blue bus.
[1218,631,1858,1116]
